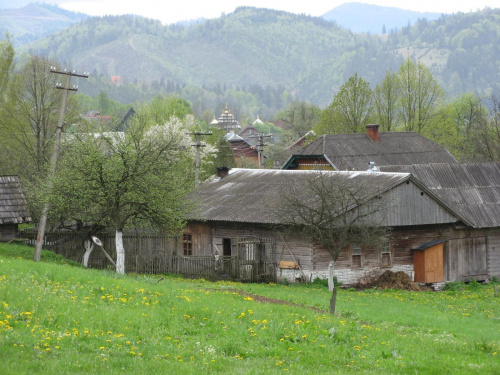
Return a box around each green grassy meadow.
[0,243,499,374]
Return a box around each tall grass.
[0,243,499,374]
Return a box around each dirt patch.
[208,272,426,313]
[217,288,327,313]
[360,270,424,291]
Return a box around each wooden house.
[185,168,487,285]
[380,163,500,282]
[282,124,458,171]
[238,124,262,147]
[0,176,31,241]
[225,132,260,167]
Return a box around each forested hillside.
[20,6,500,108]
[386,8,500,95]
[24,7,399,107]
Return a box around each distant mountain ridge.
[0,3,87,46]
[322,2,442,33]
[7,5,500,110]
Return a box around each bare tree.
[0,55,79,181]
[275,172,389,314]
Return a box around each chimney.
[216,166,229,179]
[366,124,379,142]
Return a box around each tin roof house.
[282,124,458,171]
[184,168,486,285]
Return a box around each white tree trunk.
[116,230,125,275]
[328,260,335,291]
[82,239,94,267]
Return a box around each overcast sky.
[58,0,499,25]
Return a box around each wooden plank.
[279,261,299,269]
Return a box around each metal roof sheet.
[288,132,458,171]
[190,169,431,225]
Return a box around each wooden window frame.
[381,241,392,268]
[352,243,362,268]
[182,233,193,256]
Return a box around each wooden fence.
[19,229,277,282]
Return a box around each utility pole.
[190,131,212,188]
[254,134,272,169]
[34,66,88,261]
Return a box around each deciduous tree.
[0,55,79,181]
[396,58,444,133]
[50,115,210,274]
[274,100,321,137]
[275,172,388,314]
[373,69,400,132]
[314,73,373,135]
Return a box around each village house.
[282,124,458,171]
[0,176,31,241]
[225,131,260,167]
[185,168,495,286]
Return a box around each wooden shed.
[412,240,444,283]
[0,176,32,241]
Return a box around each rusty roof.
[283,132,458,171]
[380,163,500,228]
[0,176,31,225]
[189,168,463,225]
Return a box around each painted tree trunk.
[328,260,336,314]
[328,260,335,291]
[82,239,94,267]
[116,230,125,275]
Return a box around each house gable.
[379,179,463,227]
[380,163,500,228]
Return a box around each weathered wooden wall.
[487,228,500,279]
[18,221,499,283]
[380,182,460,226]
[0,224,18,241]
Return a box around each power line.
[34,66,89,261]
[190,131,212,188]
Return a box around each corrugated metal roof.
[190,168,424,224]
[286,132,458,171]
[379,163,500,228]
[0,176,32,225]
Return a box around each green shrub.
[443,281,466,291]
[468,278,481,289]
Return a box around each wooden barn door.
[446,237,488,281]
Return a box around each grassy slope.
[0,243,499,374]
